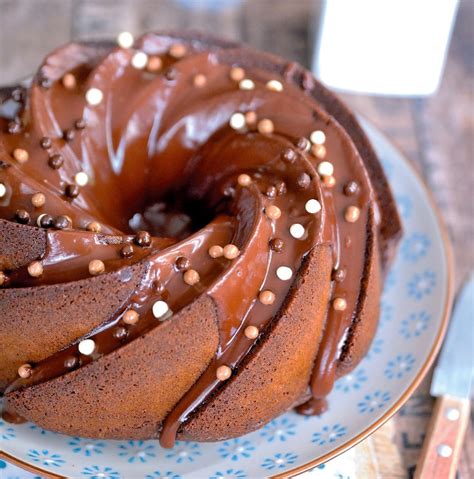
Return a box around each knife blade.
[430,272,474,399]
[415,272,473,479]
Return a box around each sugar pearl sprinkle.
[311,143,327,159]
[0,183,6,198]
[88,259,105,275]
[317,161,334,177]
[259,290,276,305]
[0,271,6,286]
[86,88,103,106]
[31,192,46,208]
[244,325,259,339]
[276,266,293,281]
[209,245,224,258]
[147,56,162,72]
[86,221,101,233]
[193,74,207,87]
[131,51,148,69]
[183,269,200,286]
[28,261,43,277]
[237,173,252,187]
[229,112,246,130]
[223,244,240,260]
[305,199,321,214]
[310,130,326,145]
[74,171,89,186]
[152,300,169,319]
[265,205,281,220]
[345,206,361,223]
[230,67,245,82]
[62,73,76,90]
[239,79,255,90]
[13,148,29,163]
[216,365,232,381]
[257,119,274,134]
[18,363,33,379]
[333,297,347,311]
[78,339,96,356]
[266,80,283,92]
[290,223,305,239]
[123,309,139,325]
[169,43,187,59]
[117,31,134,49]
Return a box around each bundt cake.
[0,31,401,447]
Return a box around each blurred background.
[1,0,472,477]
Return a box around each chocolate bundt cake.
[0,31,401,446]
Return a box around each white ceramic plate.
[0,118,453,478]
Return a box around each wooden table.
[1,1,472,477]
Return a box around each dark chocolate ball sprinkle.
[343,181,359,196]
[15,209,30,224]
[63,128,75,142]
[39,214,54,228]
[269,238,284,252]
[113,326,129,340]
[175,256,191,271]
[265,185,277,198]
[48,154,64,169]
[282,148,297,163]
[333,268,347,282]
[74,118,86,130]
[275,181,287,196]
[121,244,134,258]
[11,88,25,102]
[7,120,22,134]
[297,172,311,190]
[39,76,52,89]
[64,356,79,369]
[296,137,310,152]
[40,137,52,149]
[165,69,176,81]
[65,184,80,198]
[134,230,151,247]
[53,215,71,230]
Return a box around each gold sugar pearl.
[245,111,257,126]
[88,259,105,275]
[257,119,274,134]
[169,43,187,59]
[311,143,327,159]
[265,205,281,220]
[216,365,232,381]
[86,221,102,233]
[230,66,245,82]
[31,192,46,208]
[183,269,200,286]
[13,148,29,164]
[259,290,276,305]
[266,80,283,92]
[193,74,207,87]
[18,363,33,379]
[237,174,252,187]
[244,325,259,339]
[223,244,240,260]
[345,206,360,223]
[209,245,224,258]
[27,261,43,278]
[323,175,336,188]
[147,56,163,72]
[333,297,347,311]
[62,73,77,90]
[123,309,140,325]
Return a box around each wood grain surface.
[1,1,472,477]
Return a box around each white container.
[313,0,459,96]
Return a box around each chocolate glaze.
[0,32,398,445]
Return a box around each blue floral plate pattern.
[0,118,452,478]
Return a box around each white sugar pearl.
[117,31,134,49]
[276,266,293,281]
[74,171,89,186]
[290,223,305,239]
[152,300,169,319]
[230,112,246,130]
[266,80,283,92]
[85,88,103,106]
[131,51,148,69]
[239,79,255,90]
[78,339,96,356]
[305,199,321,214]
[0,183,6,198]
[317,161,334,177]
[310,130,326,145]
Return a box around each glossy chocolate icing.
[0,32,382,446]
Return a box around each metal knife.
[415,273,473,479]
